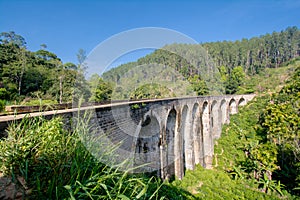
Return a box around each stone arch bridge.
[0,94,255,180]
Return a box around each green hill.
[101,27,300,99]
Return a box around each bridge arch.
[220,99,227,124]
[211,100,221,139]
[183,104,194,170]
[135,113,161,172]
[192,103,203,166]
[238,97,246,106]
[229,98,237,114]
[201,101,212,168]
[174,105,189,179]
[164,108,176,179]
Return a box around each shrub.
[0,99,6,112]
[0,88,9,99]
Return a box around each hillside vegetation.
[165,60,299,199]
[0,27,299,108]
[102,26,300,98]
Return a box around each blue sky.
[1,0,300,65]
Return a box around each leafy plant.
[0,99,5,112]
[257,173,284,196]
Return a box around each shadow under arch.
[191,102,202,166]
[163,108,177,180]
[211,100,221,139]
[238,97,246,106]
[220,99,227,125]
[229,98,237,114]
[201,101,212,168]
[134,114,161,173]
[175,105,188,180]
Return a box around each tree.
[225,66,245,94]
[0,31,26,47]
[188,75,209,95]
[1,46,28,96]
[130,83,174,100]
[0,32,29,98]
[89,77,112,102]
[259,65,300,192]
[77,48,87,72]
[40,43,47,50]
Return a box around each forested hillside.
[203,26,300,73]
[0,27,299,108]
[103,26,300,98]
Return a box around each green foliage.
[240,63,296,94]
[214,95,291,197]
[230,66,245,93]
[214,64,300,198]
[21,98,57,106]
[0,88,9,99]
[220,66,246,94]
[131,104,140,109]
[256,173,284,195]
[204,26,300,74]
[103,27,300,97]
[0,31,26,47]
[0,117,72,198]
[172,165,279,199]
[0,99,5,112]
[0,88,8,112]
[89,77,113,102]
[130,83,175,99]
[261,103,299,145]
[1,27,299,104]
[188,75,209,95]
[0,32,89,104]
[258,65,300,194]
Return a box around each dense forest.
[0,27,299,109]
[103,26,300,97]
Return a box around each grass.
[20,98,58,106]
[172,165,279,200]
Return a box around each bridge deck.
[0,96,200,123]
